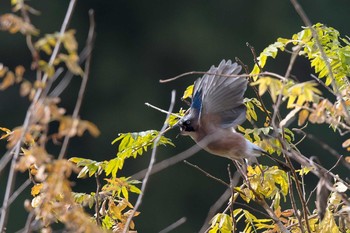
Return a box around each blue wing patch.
[191,89,202,111]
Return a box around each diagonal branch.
[58,9,96,159]
[123,90,177,233]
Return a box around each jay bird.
[176,59,289,169]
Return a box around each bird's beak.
[173,120,185,134]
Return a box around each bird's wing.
[192,60,248,128]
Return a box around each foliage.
[1,1,350,232]
[170,23,350,232]
[0,1,171,232]
[204,23,350,233]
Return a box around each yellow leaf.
[62,29,78,53]
[0,71,15,90]
[109,202,122,220]
[0,127,11,135]
[319,209,340,233]
[182,84,193,100]
[298,109,309,126]
[250,65,260,81]
[296,94,306,106]
[66,54,84,76]
[122,186,129,200]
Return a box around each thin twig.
[247,42,263,71]
[0,179,31,213]
[58,9,95,160]
[293,128,350,169]
[39,67,64,100]
[160,71,214,83]
[236,57,272,121]
[284,45,301,79]
[132,136,211,180]
[281,138,312,233]
[271,46,297,130]
[0,148,15,176]
[183,160,229,187]
[95,172,101,226]
[226,164,235,230]
[310,74,335,95]
[19,1,39,67]
[122,90,177,233]
[49,46,91,97]
[23,211,35,233]
[160,70,287,84]
[288,173,305,233]
[145,102,182,118]
[286,214,319,230]
[158,217,187,233]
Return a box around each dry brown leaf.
[342,139,350,148]
[20,81,32,96]
[0,71,15,90]
[0,13,39,35]
[345,156,350,163]
[31,183,43,196]
[15,65,25,82]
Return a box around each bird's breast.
[194,128,248,160]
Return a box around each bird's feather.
[192,60,248,128]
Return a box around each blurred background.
[1,0,350,232]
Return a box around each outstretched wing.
[192,59,248,128]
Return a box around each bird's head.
[175,113,198,137]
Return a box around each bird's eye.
[184,120,191,126]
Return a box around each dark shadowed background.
[1,0,350,232]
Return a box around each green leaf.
[105,157,124,177]
[130,185,142,194]
[102,214,113,229]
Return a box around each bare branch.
[145,102,182,118]
[58,9,96,160]
[293,128,350,170]
[160,70,287,84]
[95,172,101,226]
[49,46,92,98]
[158,217,187,233]
[0,148,15,177]
[183,160,229,187]
[288,174,305,233]
[132,138,205,180]
[247,42,263,71]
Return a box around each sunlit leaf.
[182,84,193,100]
[31,183,43,196]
